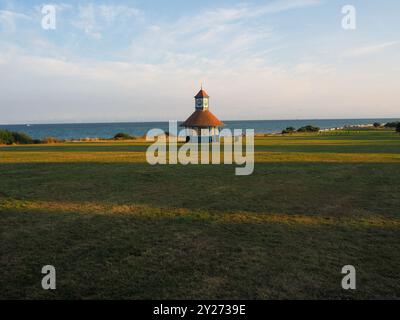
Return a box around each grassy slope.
[0,129,399,299]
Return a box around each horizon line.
[0,117,399,127]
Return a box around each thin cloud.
[71,4,142,39]
[343,41,399,57]
[253,0,321,16]
[170,0,321,36]
[125,0,320,67]
[0,9,31,31]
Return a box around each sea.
[0,118,398,140]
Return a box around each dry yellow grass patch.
[2,199,398,228]
[254,152,400,163]
[1,150,399,164]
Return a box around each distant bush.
[0,130,13,144]
[12,132,34,144]
[42,137,59,144]
[114,132,135,140]
[282,127,296,134]
[373,122,381,128]
[297,125,320,133]
[0,129,34,145]
[396,123,400,133]
[384,121,400,128]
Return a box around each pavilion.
[180,87,224,142]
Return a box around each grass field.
[1,129,399,299]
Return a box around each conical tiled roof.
[181,110,224,127]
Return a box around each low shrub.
[373,122,381,128]
[0,129,13,144]
[114,132,135,140]
[0,129,34,144]
[396,123,400,133]
[12,132,34,144]
[384,121,400,128]
[297,125,320,133]
[282,127,296,134]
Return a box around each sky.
[0,0,399,124]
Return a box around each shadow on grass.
[1,160,399,299]
[1,204,399,299]
[0,161,399,217]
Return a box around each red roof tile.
[181,110,224,127]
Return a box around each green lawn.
[0,129,399,299]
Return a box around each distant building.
[180,87,224,142]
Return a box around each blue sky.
[0,0,399,124]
